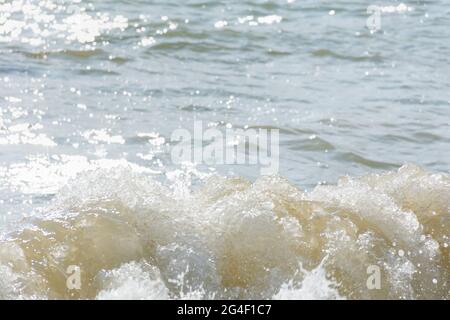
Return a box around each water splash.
[0,164,448,299]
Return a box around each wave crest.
[0,164,448,299]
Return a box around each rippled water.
[0,0,449,299]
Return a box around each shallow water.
[0,1,449,299]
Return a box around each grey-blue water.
[0,1,449,299]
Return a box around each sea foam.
[0,164,448,299]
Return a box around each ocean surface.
[0,0,449,299]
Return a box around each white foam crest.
[95,261,169,300]
[273,260,343,300]
[0,155,157,195]
[0,164,448,299]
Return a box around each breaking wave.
[0,164,448,299]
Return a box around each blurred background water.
[0,0,449,220]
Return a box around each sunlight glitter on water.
[0,0,449,300]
